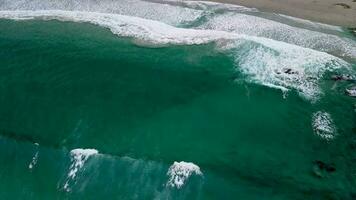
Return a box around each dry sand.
[191,0,356,27]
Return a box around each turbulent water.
[0,0,355,199]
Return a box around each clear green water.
[0,19,355,199]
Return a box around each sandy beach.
[192,0,356,27]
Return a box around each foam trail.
[0,10,351,100]
[28,143,39,170]
[167,161,203,189]
[312,111,337,140]
[63,148,98,192]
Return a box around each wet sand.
[193,0,356,27]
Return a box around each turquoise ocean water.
[0,0,355,199]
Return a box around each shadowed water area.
[0,0,355,199]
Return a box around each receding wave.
[1,0,354,58]
[0,0,203,26]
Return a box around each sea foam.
[167,161,202,189]
[63,148,98,192]
[0,0,354,101]
[1,0,354,60]
[199,12,356,59]
[312,111,337,140]
[0,10,349,100]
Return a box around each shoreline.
[190,0,356,27]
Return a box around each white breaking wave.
[63,148,98,192]
[166,161,202,189]
[312,111,337,140]
[1,0,354,60]
[0,10,350,100]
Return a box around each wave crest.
[312,111,337,140]
[63,148,98,192]
[167,161,203,189]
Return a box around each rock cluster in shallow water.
[346,86,356,97]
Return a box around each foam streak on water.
[28,143,39,170]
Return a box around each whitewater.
[0,0,355,199]
[0,0,355,100]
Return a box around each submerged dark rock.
[345,86,356,97]
[334,3,351,9]
[331,74,355,82]
[315,161,336,172]
[349,142,356,150]
[349,27,356,37]
[283,68,298,75]
[313,161,336,177]
[276,68,299,75]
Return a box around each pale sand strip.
[188,0,356,27]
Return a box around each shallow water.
[0,0,355,199]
